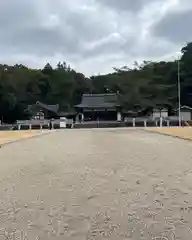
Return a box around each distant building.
[26,101,60,120]
[176,106,192,121]
[26,101,76,120]
[75,93,122,121]
[151,108,168,119]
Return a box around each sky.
[0,0,192,76]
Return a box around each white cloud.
[0,0,190,76]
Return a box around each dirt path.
[0,128,192,239]
[0,130,48,145]
[145,127,192,141]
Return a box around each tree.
[180,43,192,106]
[42,63,53,75]
[0,42,192,122]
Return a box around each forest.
[0,42,192,123]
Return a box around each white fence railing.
[0,116,186,131]
[15,118,74,130]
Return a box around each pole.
[178,58,181,127]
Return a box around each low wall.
[74,119,185,129]
[15,119,73,130]
[0,118,185,131]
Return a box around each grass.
[146,127,192,141]
[0,130,44,145]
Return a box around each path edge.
[140,128,192,142]
[0,130,56,147]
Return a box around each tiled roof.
[26,101,59,115]
[75,93,120,108]
[36,101,59,113]
[175,105,192,111]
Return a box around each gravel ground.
[0,128,192,239]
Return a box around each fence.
[0,117,185,131]
[74,117,184,129]
[124,117,183,127]
[14,119,73,130]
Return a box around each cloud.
[0,0,190,75]
[96,0,164,12]
[152,9,192,44]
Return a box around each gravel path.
[0,128,192,239]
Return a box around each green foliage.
[0,42,192,123]
[92,45,192,111]
[0,63,91,122]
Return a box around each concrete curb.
[0,130,56,148]
[140,128,192,142]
